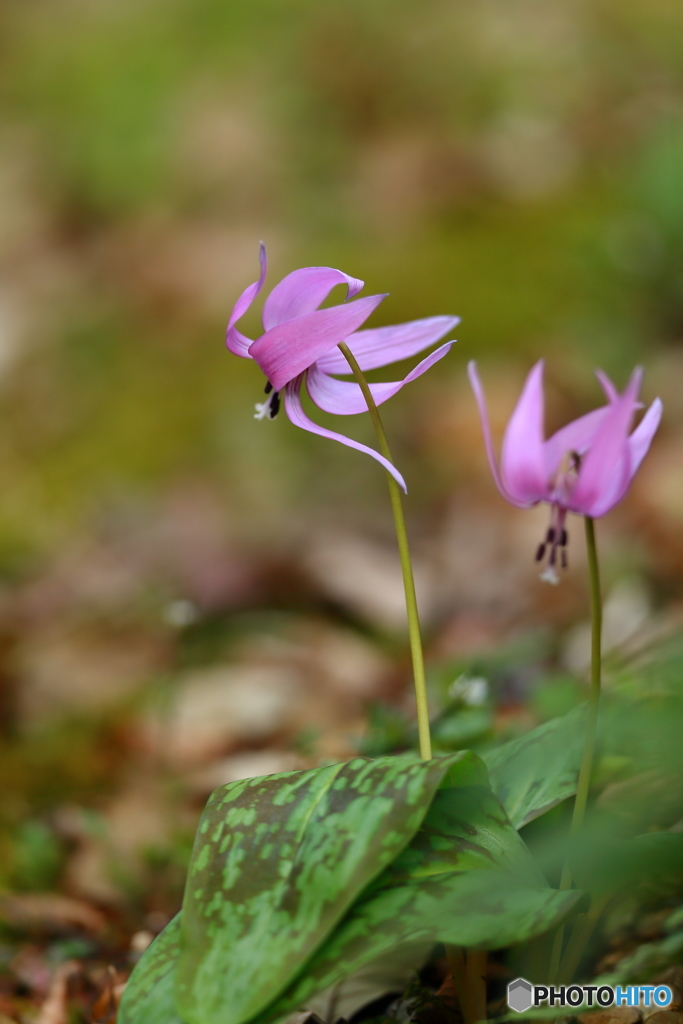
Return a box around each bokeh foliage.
[0,0,681,555]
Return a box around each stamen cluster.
[254,382,280,420]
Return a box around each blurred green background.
[1,0,682,551]
[1,0,683,1009]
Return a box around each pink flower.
[468,360,662,583]
[227,244,459,491]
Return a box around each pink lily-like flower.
[227,244,459,491]
[468,360,662,583]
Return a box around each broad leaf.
[118,914,185,1024]
[483,704,586,828]
[256,777,582,1022]
[175,753,482,1024]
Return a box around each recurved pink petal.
[545,370,652,480]
[569,368,642,517]
[226,243,267,357]
[250,293,387,392]
[628,397,662,476]
[500,361,549,505]
[596,368,644,411]
[595,369,619,403]
[283,377,407,492]
[315,316,460,374]
[467,361,532,509]
[306,342,453,415]
[262,267,364,331]
[544,406,611,479]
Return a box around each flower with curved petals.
[468,360,662,583]
[227,244,459,491]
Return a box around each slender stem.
[559,893,611,983]
[467,949,488,1024]
[448,948,488,1023]
[575,518,603,834]
[337,341,432,760]
[447,947,469,1017]
[549,515,603,982]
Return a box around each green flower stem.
[549,515,603,983]
[559,892,611,983]
[337,341,432,761]
[571,517,603,848]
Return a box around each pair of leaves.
[177,754,476,1024]
[254,779,581,1024]
[120,752,478,1024]
[120,707,586,1024]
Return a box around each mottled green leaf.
[483,704,586,828]
[118,913,186,1024]
[176,753,482,1024]
[258,779,582,1022]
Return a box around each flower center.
[254,380,280,420]
[549,449,581,504]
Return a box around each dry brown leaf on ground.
[91,965,126,1024]
[35,962,79,1024]
[579,1009,642,1024]
[0,893,107,935]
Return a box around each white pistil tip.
[540,566,560,586]
[254,401,270,420]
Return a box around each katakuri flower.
[227,244,459,491]
[468,360,662,583]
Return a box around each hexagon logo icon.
[508,978,533,1013]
